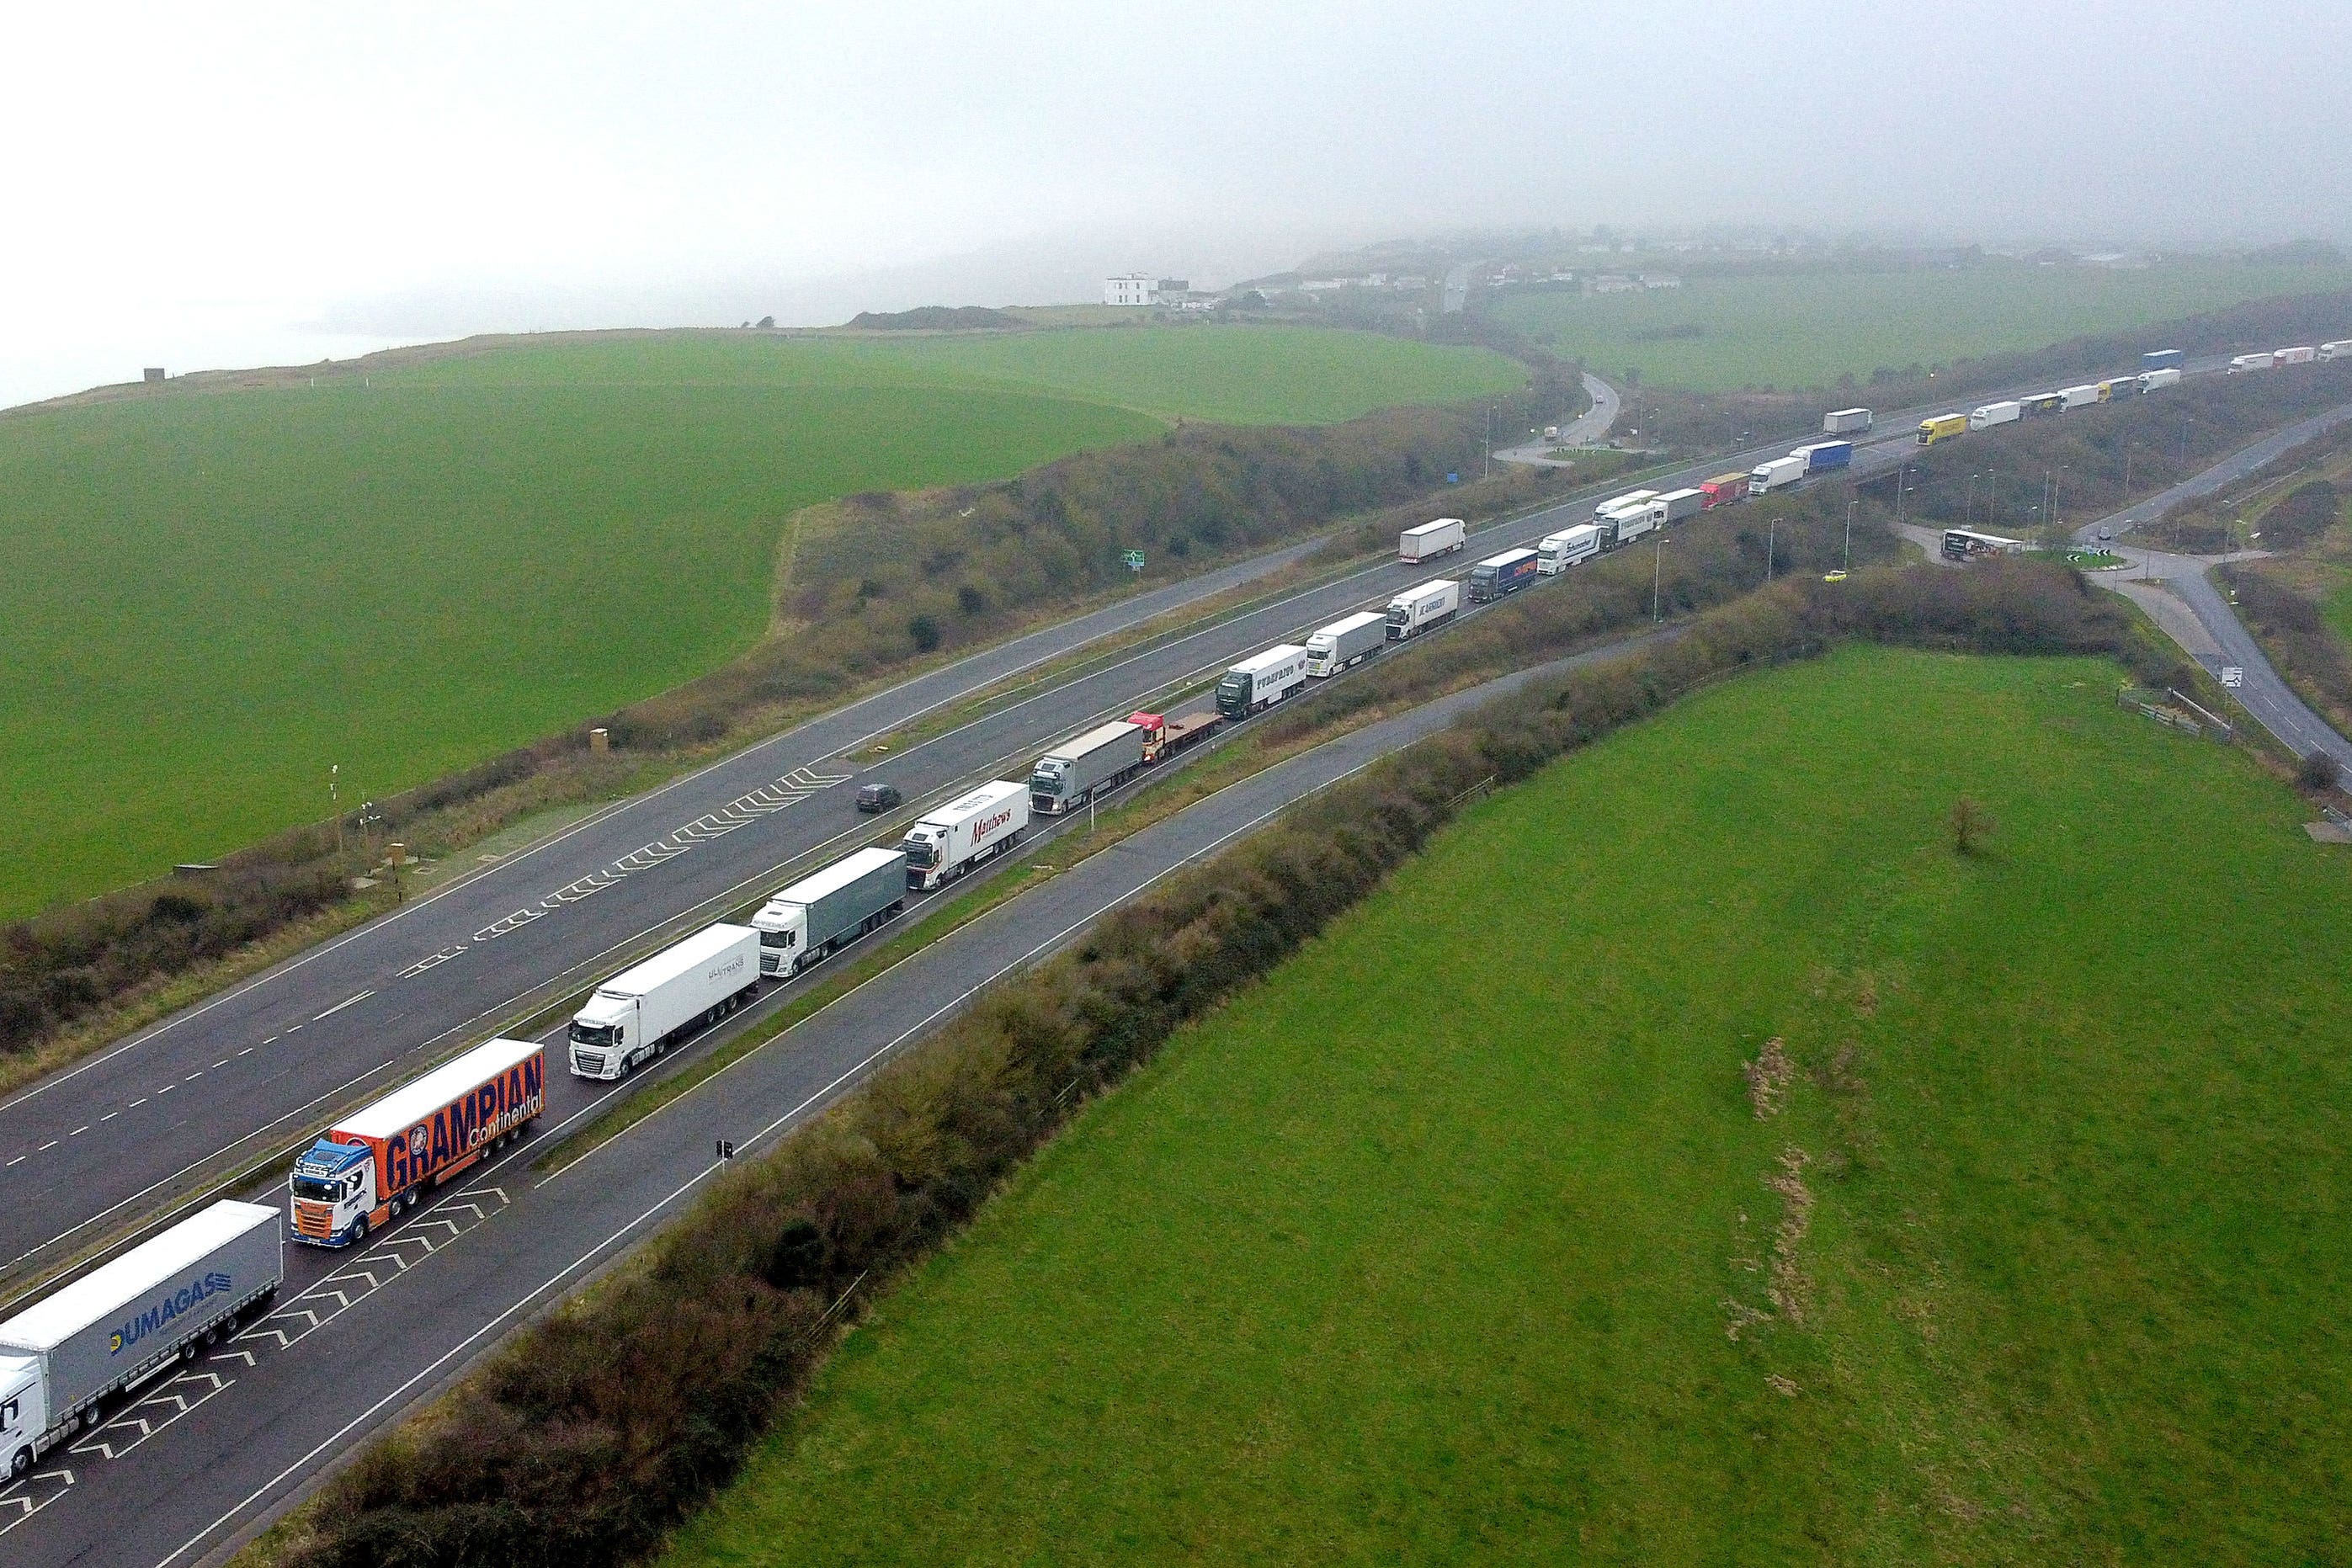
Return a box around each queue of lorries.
[12,327,2350,1489]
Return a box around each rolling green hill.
[661,645,2352,1565]
[0,326,1521,915]
[1496,262,2352,391]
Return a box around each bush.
[2299,751,2341,792]
[279,557,2140,1568]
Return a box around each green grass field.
[661,646,2352,1565]
[1496,262,2352,391]
[0,327,1519,915]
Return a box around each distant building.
[1590,274,1638,294]
[1104,274,1156,307]
[1641,274,1684,290]
[143,367,166,384]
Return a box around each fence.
[2116,684,2234,742]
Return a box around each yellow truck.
[1915,413,1968,446]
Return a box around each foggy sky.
[6,0,2349,407]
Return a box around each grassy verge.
[662,644,2352,1565]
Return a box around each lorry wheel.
[9,1446,29,1480]
[350,1215,370,1245]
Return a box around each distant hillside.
[847,305,1021,332]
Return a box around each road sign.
[1122,550,1146,572]
[2222,667,2243,689]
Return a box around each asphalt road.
[0,358,2122,1292]
[0,627,1678,1568]
[1494,372,1620,465]
[2064,397,2352,770]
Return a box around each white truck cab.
[567,991,643,1079]
[751,903,810,978]
[3,1356,41,1478]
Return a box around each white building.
[1104,274,1156,307]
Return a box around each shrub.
[2299,751,2341,792]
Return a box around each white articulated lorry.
[2228,351,2275,374]
[1821,407,1873,435]
[1648,488,1705,525]
[1,1200,281,1479]
[1398,517,1467,562]
[1538,523,1602,572]
[568,922,761,1078]
[1215,645,1310,719]
[899,780,1026,891]
[1030,720,1147,815]
[1304,610,1387,677]
[1970,400,2021,430]
[753,849,907,977]
[1748,454,1807,494]
[1385,578,1461,640]
[1594,489,1658,524]
[2058,384,2101,411]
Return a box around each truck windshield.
[1028,768,1064,796]
[1385,608,1409,626]
[758,928,791,949]
[569,1021,617,1047]
[290,1174,343,1201]
[901,838,938,868]
[1217,675,1249,702]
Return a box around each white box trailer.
[1822,407,1873,434]
[1538,524,1603,572]
[1216,645,1310,719]
[1385,579,1461,640]
[1030,720,1147,815]
[1398,518,1466,561]
[2228,351,2275,374]
[2059,384,2101,411]
[1748,454,1807,494]
[2320,340,2352,361]
[900,780,1026,891]
[753,849,907,978]
[1,1201,280,1478]
[1595,489,1658,523]
[1970,400,2022,429]
[2277,344,2317,365]
[1305,610,1387,677]
[569,922,761,1079]
[1649,488,1705,524]
[2137,368,2183,392]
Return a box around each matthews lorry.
[2142,348,2184,371]
[1216,645,1311,718]
[1,1201,280,1477]
[754,848,906,970]
[1131,710,1222,763]
[1030,720,1147,815]
[1969,400,2021,430]
[1398,518,1466,561]
[1748,454,1807,492]
[1538,524,1603,572]
[1916,413,1968,445]
[899,781,1025,890]
[1386,579,1461,640]
[1700,472,1749,508]
[1304,610,1387,676]
[2228,351,2275,374]
[1648,487,1705,524]
[1822,407,1873,435]
[570,923,760,1078]
[2276,344,2317,366]
[294,1037,545,1243]
[1467,547,1541,603]
[2137,367,2182,391]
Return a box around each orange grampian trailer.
[289,1038,545,1247]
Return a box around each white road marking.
[311,990,375,1022]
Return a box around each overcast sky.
[6,1,2348,407]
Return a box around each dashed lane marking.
[0,1468,74,1537]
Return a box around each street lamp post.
[1652,534,1667,624]
[1844,499,1855,571]
[1766,518,1776,582]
